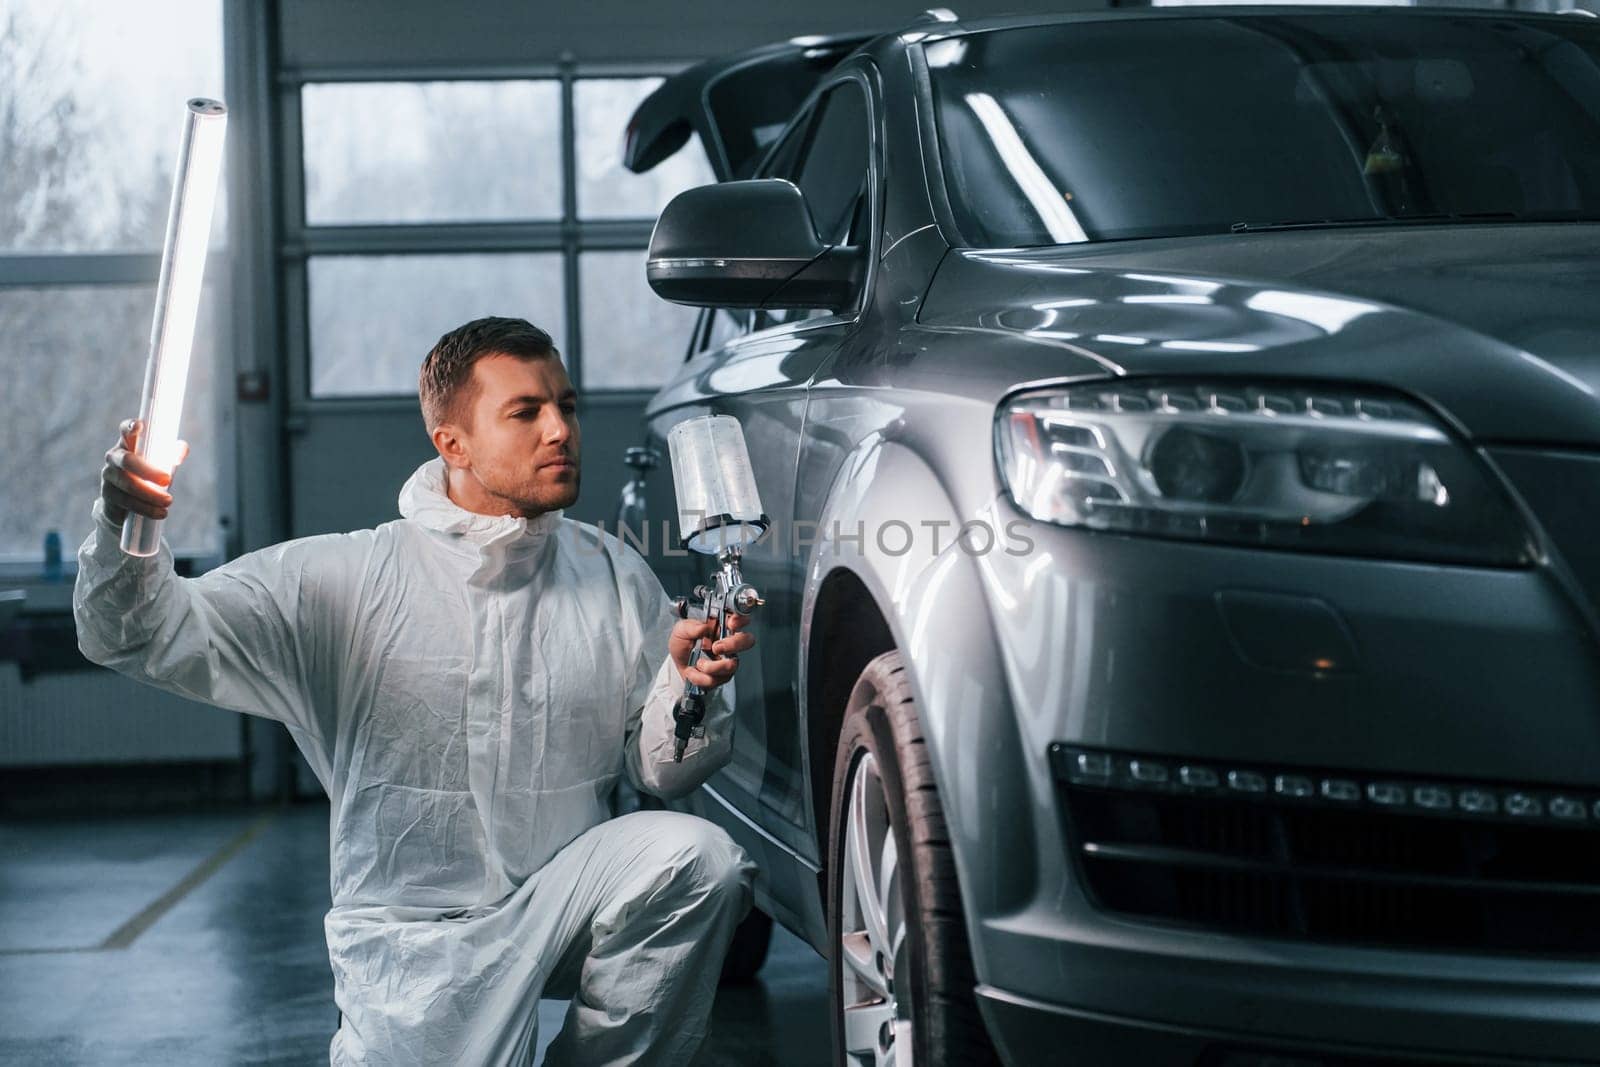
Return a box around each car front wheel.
[827,650,1000,1067]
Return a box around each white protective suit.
[74,456,758,1065]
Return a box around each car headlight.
[996,380,1534,566]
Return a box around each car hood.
[918,223,1600,447]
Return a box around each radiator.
[0,663,241,766]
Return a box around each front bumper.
[950,512,1600,1062]
[975,983,1580,1066]
[971,863,1600,1063]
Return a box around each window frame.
[0,2,236,572]
[283,62,710,409]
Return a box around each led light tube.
[121,98,228,557]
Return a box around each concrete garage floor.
[0,803,828,1066]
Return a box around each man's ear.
[431,423,471,470]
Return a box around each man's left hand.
[669,612,755,690]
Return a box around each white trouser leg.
[537,810,757,1067]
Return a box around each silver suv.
[618,9,1600,1064]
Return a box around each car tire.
[718,906,774,985]
[827,649,1000,1066]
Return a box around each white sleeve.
[619,561,737,801]
[72,498,348,757]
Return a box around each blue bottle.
[43,530,62,582]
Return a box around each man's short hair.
[419,316,559,431]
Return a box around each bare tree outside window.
[0,2,224,560]
[302,80,564,225]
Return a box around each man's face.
[444,353,580,516]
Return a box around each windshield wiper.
[1230,212,1524,234]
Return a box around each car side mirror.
[646,179,865,312]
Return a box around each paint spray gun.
[664,415,768,762]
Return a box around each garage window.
[579,250,700,390]
[0,0,227,562]
[302,80,563,225]
[308,253,567,398]
[575,78,715,219]
[296,72,714,400]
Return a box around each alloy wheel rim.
[838,750,913,1067]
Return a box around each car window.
[703,41,866,179]
[927,16,1600,245]
[759,80,870,324]
[792,83,870,245]
[760,105,815,184]
[702,307,755,352]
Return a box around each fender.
[797,429,1037,980]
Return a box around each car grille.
[1050,745,1600,955]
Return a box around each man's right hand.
[101,418,188,526]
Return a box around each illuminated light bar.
[1076,752,1113,778]
[1550,796,1589,821]
[1049,744,1600,829]
[1367,782,1406,806]
[121,98,228,558]
[1505,793,1542,818]
[1320,779,1360,803]
[1128,759,1169,784]
[1413,785,1453,811]
[1228,770,1268,794]
[1275,774,1314,799]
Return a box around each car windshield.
[926,13,1600,246]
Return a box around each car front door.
[642,73,879,902]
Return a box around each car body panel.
[618,9,1600,1063]
[795,433,1042,958]
[639,326,821,856]
[1490,446,1600,615]
[918,226,1600,448]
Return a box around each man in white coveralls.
[74,316,760,1065]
